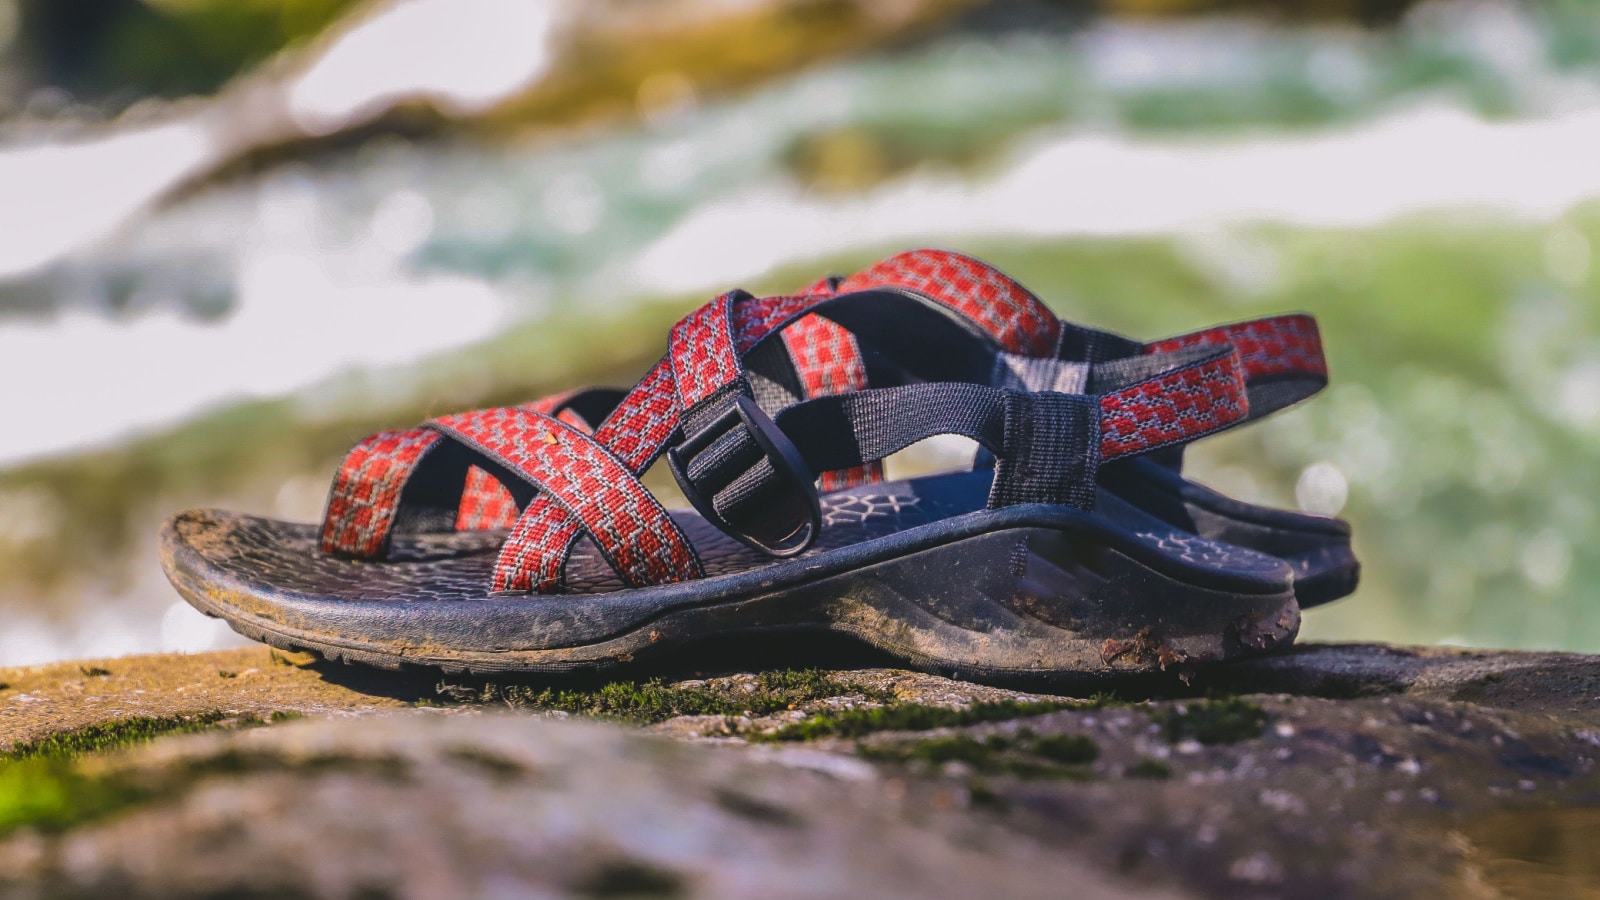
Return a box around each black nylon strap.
[992,353,1089,393]
[744,336,806,415]
[1086,344,1221,394]
[808,290,1007,386]
[1059,322,1144,363]
[777,383,1007,474]
[775,384,1101,512]
[991,391,1099,509]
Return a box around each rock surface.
[0,643,1597,898]
[0,714,1165,900]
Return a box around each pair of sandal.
[161,249,1355,681]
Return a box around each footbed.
[172,469,1294,604]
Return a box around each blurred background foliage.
[12,0,359,105]
[0,0,1597,663]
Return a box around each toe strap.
[427,408,704,594]
[319,429,445,558]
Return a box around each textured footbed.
[168,470,1293,606]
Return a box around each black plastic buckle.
[667,395,821,558]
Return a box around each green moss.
[447,669,889,725]
[0,758,151,836]
[444,747,526,781]
[0,714,264,835]
[862,735,992,767]
[765,698,1087,743]
[5,712,232,761]
[77,666,111,678]
[1152,698,1269,745]
[858,728,1099,780]
[4,746,413,840]
[1029,733,1100,765]
[0,710,314,837]
[5,710,303,763]
[1126,759,1172,780]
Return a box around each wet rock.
[3,642,1600,897]
[1213,643,1600,725]
[0,714,1155,900]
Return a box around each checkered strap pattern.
[455,466,520,532]
[320,428,444,557]
[427,408,703,592]
[669,291,745,411]
[837,250,1326,420]
[494,358,684,593]
[456,390,610,532]
[1098,346,1249,460]
[835,248,1062,356]
[1141,314,1326,420]
[781,276,880,492]
[1144,314,1325,382]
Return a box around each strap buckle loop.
[667,395,821,558]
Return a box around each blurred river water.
[2,0,1599,664]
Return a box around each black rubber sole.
[162,507,1299,682]
[1102,457,1359,609]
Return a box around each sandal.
[450,250,1355,608]
[161,282,1300,679]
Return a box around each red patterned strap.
[668,291,746,411]
[835,249,1325,417]
[494,359,681,592]
[1142,314,1326,420]
[322,276,1106,584]
[320,429,444,557]
[456,390,613,532]
[835,249,1061,356]
[1098,346,1249,460]
[782,276,880,492]
[1145,314,1325,380]
[454,466,517,531]
[428,408,704,591]
[321,388,624,555]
